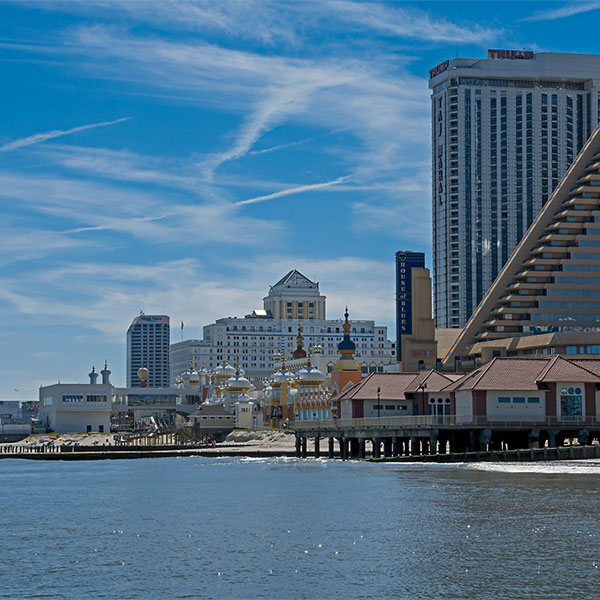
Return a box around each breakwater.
[0,444,297,460]
[371,443,600,463]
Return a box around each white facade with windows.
[430,51,600,328]
[39,383,113,434]
[170,270,395,385]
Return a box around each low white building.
[39,383,112,434]
[39,364,205,433]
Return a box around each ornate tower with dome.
[330,308,362,403]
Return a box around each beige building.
[400,267,438,372]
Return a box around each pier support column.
[295,436,301,458]
[383,438,392,458]
[358,438,366,459]
[546,430,558,448]
[342,438,350,460]
[422,438,430,455]
[337,438,345,460]
[410,437,420,456]
[428,433,437,455]
[372,438,381,458]
[301,437,307,458]
[328,437,335,459]
[392,437,400,457]
[314,437,321,458]
[350,438,360,459]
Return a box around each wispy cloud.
[0,117,131,152]
[328,1,499,44]
[30,0,501,46]
[236,175,351,206]
[523,1,600,21]
[0,170,282,247]
[248,129,347,156]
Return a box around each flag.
[181,321,184,330]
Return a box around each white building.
[39,364,203,433]
[170,270,396,385]
[127,313,170,388]
[429,50,600,328]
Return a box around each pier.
[293,416,600,461]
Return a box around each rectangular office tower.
[429,50,600,328]
[395,250,425,359]
[126,314,170,387]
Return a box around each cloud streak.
[523,1,600,21]
[0,116,131,152]
[236,175,351,206]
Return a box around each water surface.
[1,457,599,599]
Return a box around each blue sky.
[2,0,600,397]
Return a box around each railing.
[293,415,600,431]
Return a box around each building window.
[513,397,525,403]
[498,397,510,403]
[63,395,83,403]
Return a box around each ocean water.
[1,457,600,600]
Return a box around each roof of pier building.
[446,355,600,392]
[335,370,458,402]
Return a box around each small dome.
[298,366,310,379]
[215,361,235,380]
[272,370,286,384]
[137,366,149,380]
[226,373,252,392]
[304,366,325,383]
[189,369,200,385]
[338,337,356,352]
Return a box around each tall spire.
[338,306,356,357]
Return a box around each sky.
[2,0,600,398]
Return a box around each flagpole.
[181,320,184,343]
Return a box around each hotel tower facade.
[430,51,600,328]
[444,124,600,364]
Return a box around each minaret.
[292,326,307,359]
[101,360,111,385]
[330,307,362,403]
[89,366,98,385]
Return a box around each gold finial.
[307,344,313,367]
[281,349,286,370]
[235,356,240,376]
[296,326,303,346]
[343,306,351,337]
[189,355,194,370]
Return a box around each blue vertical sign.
[395,251,425,360]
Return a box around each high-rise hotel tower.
[430,51,600,328]
[126,314,170,387]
